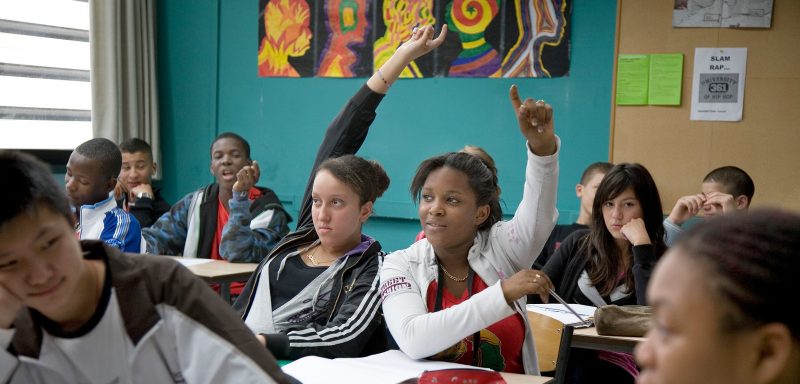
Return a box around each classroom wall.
[613,0,800,212]
[157,0,618,252]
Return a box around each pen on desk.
[548,288,589,325]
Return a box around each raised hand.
[703,191,736,216]
[369,25,447,93]
[397,24,448,62]
[620,217,651,246]
[233,161,260,194]
[501,269,555,304]
[509,85,556,156]
[667,193,706,226]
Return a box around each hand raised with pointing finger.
[397,24,448,62]
[509,85,556,156]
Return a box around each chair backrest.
[527,310,565,372]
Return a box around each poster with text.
[690,47,747,121]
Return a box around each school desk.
[170,257,258,302]
[553,325,644,382]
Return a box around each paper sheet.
[527,303,597,326]
[690,47,747,121]
[173,258,214,267]
[616,54,650,105]
[648,54,684,106]
[282,350,490,384]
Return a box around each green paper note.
[648,54,683,105]
[616,54,650,105]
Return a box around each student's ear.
[735,195,749,210]
[359,201,374,223]
[751,323,795,383]
[104,177,117,194]
[575,183,584,199]
[474,204,490,227]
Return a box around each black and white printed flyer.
[690,47,747,121]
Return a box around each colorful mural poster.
[257,0,571,78]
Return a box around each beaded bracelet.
[377,68,390,87]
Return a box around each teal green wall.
[157,0,617,252]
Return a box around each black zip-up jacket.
[233,84,389,359]
[116,188,171,228]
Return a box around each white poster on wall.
[690,47,747,121]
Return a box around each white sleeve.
[163,307,280,384]
[379,253,515,359]
[0,329,21,384]
[490,137,560,271]
[663,218,683,247]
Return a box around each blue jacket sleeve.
[142,192,193,255]
[100,209,142,253]
[220,198,290,263]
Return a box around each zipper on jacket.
[241,230,317,318]
[325,246,380,323]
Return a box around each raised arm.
[295,25,448,229]
[220,162,291,263]
[490,86,560,271]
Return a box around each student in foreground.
[664,165,754,245]
[236,25,448,360]
[66,138,141,252]
[380,85,559,375]
[636,209,800,384]
[0,151,295,383]
[115,138,171,228]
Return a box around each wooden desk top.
[170,257,258,284]
[500,372,553,383]
[570,326,644,353]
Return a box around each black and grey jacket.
[1,241,296,384]
[233,83,388,359]
[143,184,291,263]
[541,229,662,306]
[115,187,171,228]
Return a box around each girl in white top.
[380,87,560,375]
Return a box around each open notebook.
[527,303,596,327]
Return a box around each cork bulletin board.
[611,0,800,212]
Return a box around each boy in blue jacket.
[66,138,141,252]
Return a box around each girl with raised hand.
[380,86,560,375]
[235,24,448,360]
